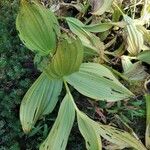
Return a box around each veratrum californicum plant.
[16,1,147,150]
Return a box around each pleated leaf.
[97,124,147,150]
[40,94,75,150]
[44,35,83,79]
[121,56,133,73]
[138,26,150,44]
[65,63,134,101]
[77,110,102,150]
[123,15,143,56]
[20,73,63,133]
[16,0,60,56]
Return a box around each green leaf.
[90,0,113,15]
[20,73,63,133]
[16,0,60,56]
[66,17,104,53]
[77,110,102,150]
[40,94,75,150]
[65,63,134,101]
[112,1,122,22]
[83,23,112,33]
[44,35,83,79]
[145,94,150,149]
[97,124,147,150]
[137,50,150,64]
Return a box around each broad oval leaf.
[40,94,75,150]
[97,124,147,150]
[16,0,60,56]
[90,0,113,15]
[20,73,63,133]
[77,110,102,150]
[44,35,83,79]
[137,50,150,64]
[65,63,134,101]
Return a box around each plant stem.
[145,93,150,148]
[113,2,124,16]
[63,79,79,111]
[145,94,150,126]
[132,0,137,19]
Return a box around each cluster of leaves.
[15,0,150,150]
[0,1,87,149]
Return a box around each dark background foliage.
[0,0,40,149]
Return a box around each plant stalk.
[145,93,150,148]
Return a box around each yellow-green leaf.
[20,73,62,133]
[44,35,83,79]
[77,110,102,150]
[40,94,75,150]
[65,63,134,101]
[16,0,60,56]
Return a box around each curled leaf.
[44,35,83,79]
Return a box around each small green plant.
[16,0,150,149]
